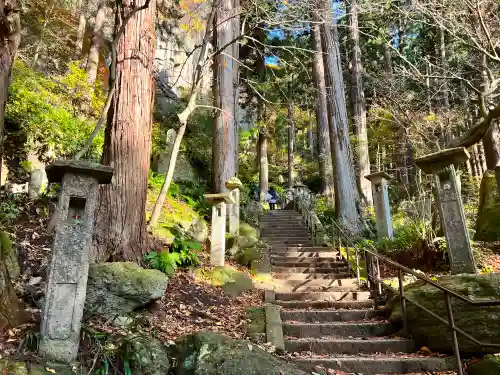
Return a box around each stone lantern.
[39,160,113,363]
[415,147,476,274]
[365,171,393,239]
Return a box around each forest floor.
[0,195,496,375]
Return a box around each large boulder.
[173,331,306,375]
[475,170,500,241]
[128,335,170,375]
[468,355,500,375]
[389,274,500,353]
[84,262,168,319]
[195,266,253,297]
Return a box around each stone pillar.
[204,193,235,266]
[416,147,477,274]
[39,160,113,363]
[225,177,243,254]
[365,172,393,239]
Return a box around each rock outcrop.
[84,262,168,319]
[173,331,306,375]
[389,274,500,353]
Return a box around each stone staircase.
[260,210,456,375]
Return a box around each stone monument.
[365,172,393,239]
[204,192,235,266]
[225,177,243,254]
[39,160,114,363]
[415,147,477,274]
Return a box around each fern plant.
[144,232,201,276]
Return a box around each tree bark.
[311,21,334,199]
[287,85,295,188]
[308,110,314,160]
[74,0,88,60]
[347,0,372,206]
[86,0,107,84]
[0,0,22,330]
[258,130,268,201]
[93,0,156,262]
[319,4,363,235]
[212,0,236,193]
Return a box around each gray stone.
[129,335,170,375]
[205,194,235,267]
[186,216,209,243]
[389,274,500,353]
[28,169,48,198]
[84,262,168,319]
[1,159,8,186]
[265,305,285,354]
[153,129,198,183]
[39,160,114,363]
[468,355,500,375]
[173,331,307,375]
[365,172,393,239]
[5,182,28,194]
[415,148,476,274]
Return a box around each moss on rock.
[246,307,266,342]
[195,266,254,297]
[84,262,168,319]
[235,247,261,268]
[173,331,306,375]
[389,274,500,353]
[475,170,500,241]
[468,355,500,375]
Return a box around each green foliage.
[0,196,21,224]
[315,196,336,225]
[6,61,105,159]
[144,230,201,276]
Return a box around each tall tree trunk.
[232,0,240,174]
[347,0,372,206]
[93,0,156,262]
[86,0,107,84]
[311,22,334,199]
[287,84,294,188]
[0,0,22,330]
[308,110,314,160]
[258,130,268,201]
[0,0,21,191]
[212,0,236,193]
[480,54,500,170]
[319,5,363,235]
[74,0,88,60]
[425,59,432,114]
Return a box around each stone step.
[272,272,353,280]
[271,256,343,263]
[277,300,374,309]
[284,246,336,252]
[271,261,346,268]
[272,278,359,292]
[271,251,341,258]
[276,291,371,302]
[266,238,312,243]
[281,308,387,323]
[283,321,394,338]
[285,338,416,354]
[293,356,456,374]
[272,266,350,274]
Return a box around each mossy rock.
[246,307,266,341]
[0,361,76,375]
[468,355,500,375]
[389,274,500,353]
[194,266,253,297]
[0,231,20,280]
[173,331,306,375]
[129,334,170,375]
[475,171,500,241]
[84,262,168,319]
[235,247,261,268]
[239,223,258,239]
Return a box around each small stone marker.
[204,192,235,266]
[415,147,477,274]
[225,177,243,254]
[39,160,113,363]
[365,172,393,239]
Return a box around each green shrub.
[144,232,201,276]
[6,61,105,159]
